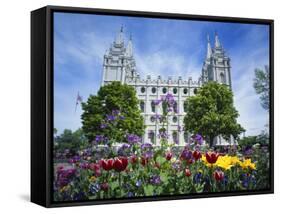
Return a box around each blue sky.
[54,12,270,136]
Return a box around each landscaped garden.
[53,82,270,201]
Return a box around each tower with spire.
[102,27,137,86]
[202,32,232,88]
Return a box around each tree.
[253,65,269,111]
[81,81,145,144]
[183,82,244,147]
[55,128,88,154]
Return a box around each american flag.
[75,92,83,113]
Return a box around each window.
[183,88,188,94]
[184,132,189,143]
[220,72,226,84]
[172,131,178,144]
[148,131,155,144]
[150,116,155,123]
[162,87,167,94]
[141,87,146,93]
[151,101,156,113]
[152,87,156,94]
[140,101,145,112]
[173,88,177,94]
[183,101,188,112]
[173,101,178,113]
[193,88,198,94]
[173,116,177,123]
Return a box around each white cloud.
[231,47,269,136]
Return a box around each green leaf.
[144,185,154,196]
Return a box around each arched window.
[150,116,155,123]
[184,132,189,143]
[193,88,198,94]
[152,87,156,94]
[151,101,156,113]
[140,101,145,112]
[162,87,167,94]
[148,131,155,144]
[172,131,178,144]
[220,72,226,84]
[183,101,188,113]
[172,116,177,123]
[173,88,177,94]
[183,88,188,94]
[162,102,167,114]
[173,101,178,113]
[141,87,146,93]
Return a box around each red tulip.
[185,168,192,177]
[141,157,149,166]
[89,163,100,171]
[113,157,128,172]
[101,182,109,191]
[130,155,138,164]
[206,151,219,164]
[213,170,224,181]
[89,163,101,177]
[165,152,172,161]
[100,159,114,171]
[192,150,202,160]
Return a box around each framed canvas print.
[31,5,274,207]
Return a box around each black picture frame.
[31,5,274,208]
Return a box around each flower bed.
[53,140,269,201]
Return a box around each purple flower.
[141,143,153,150]
[106,114,115,121]
[68,155,80,164]
[180,149,193,160]
[172,162,181,171]
[153,99,162,105]
[193,134,204,145]
[150,175,161,185]
[95,135,104,143]
[80,162,89,169]
[112,109,120,115]
[127,134,141,144]
[136,180,142,187]
[193,172,202,184]
[143,151,154,159]
[158,130,169,139]
[100,123,107,129]
[56,167,76,188]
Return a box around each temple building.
[101,27,234,146]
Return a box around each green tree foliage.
[54,128,88,154]
[183,82,244,147]
[81,81,145,143]
[238,131,269,148]
[253,65,269,111]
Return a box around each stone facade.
[101,27,234,146]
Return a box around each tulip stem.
[118,172,121,195]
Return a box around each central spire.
[115,25,124,45]
[206,34,212,59]
[214,31,221,48]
